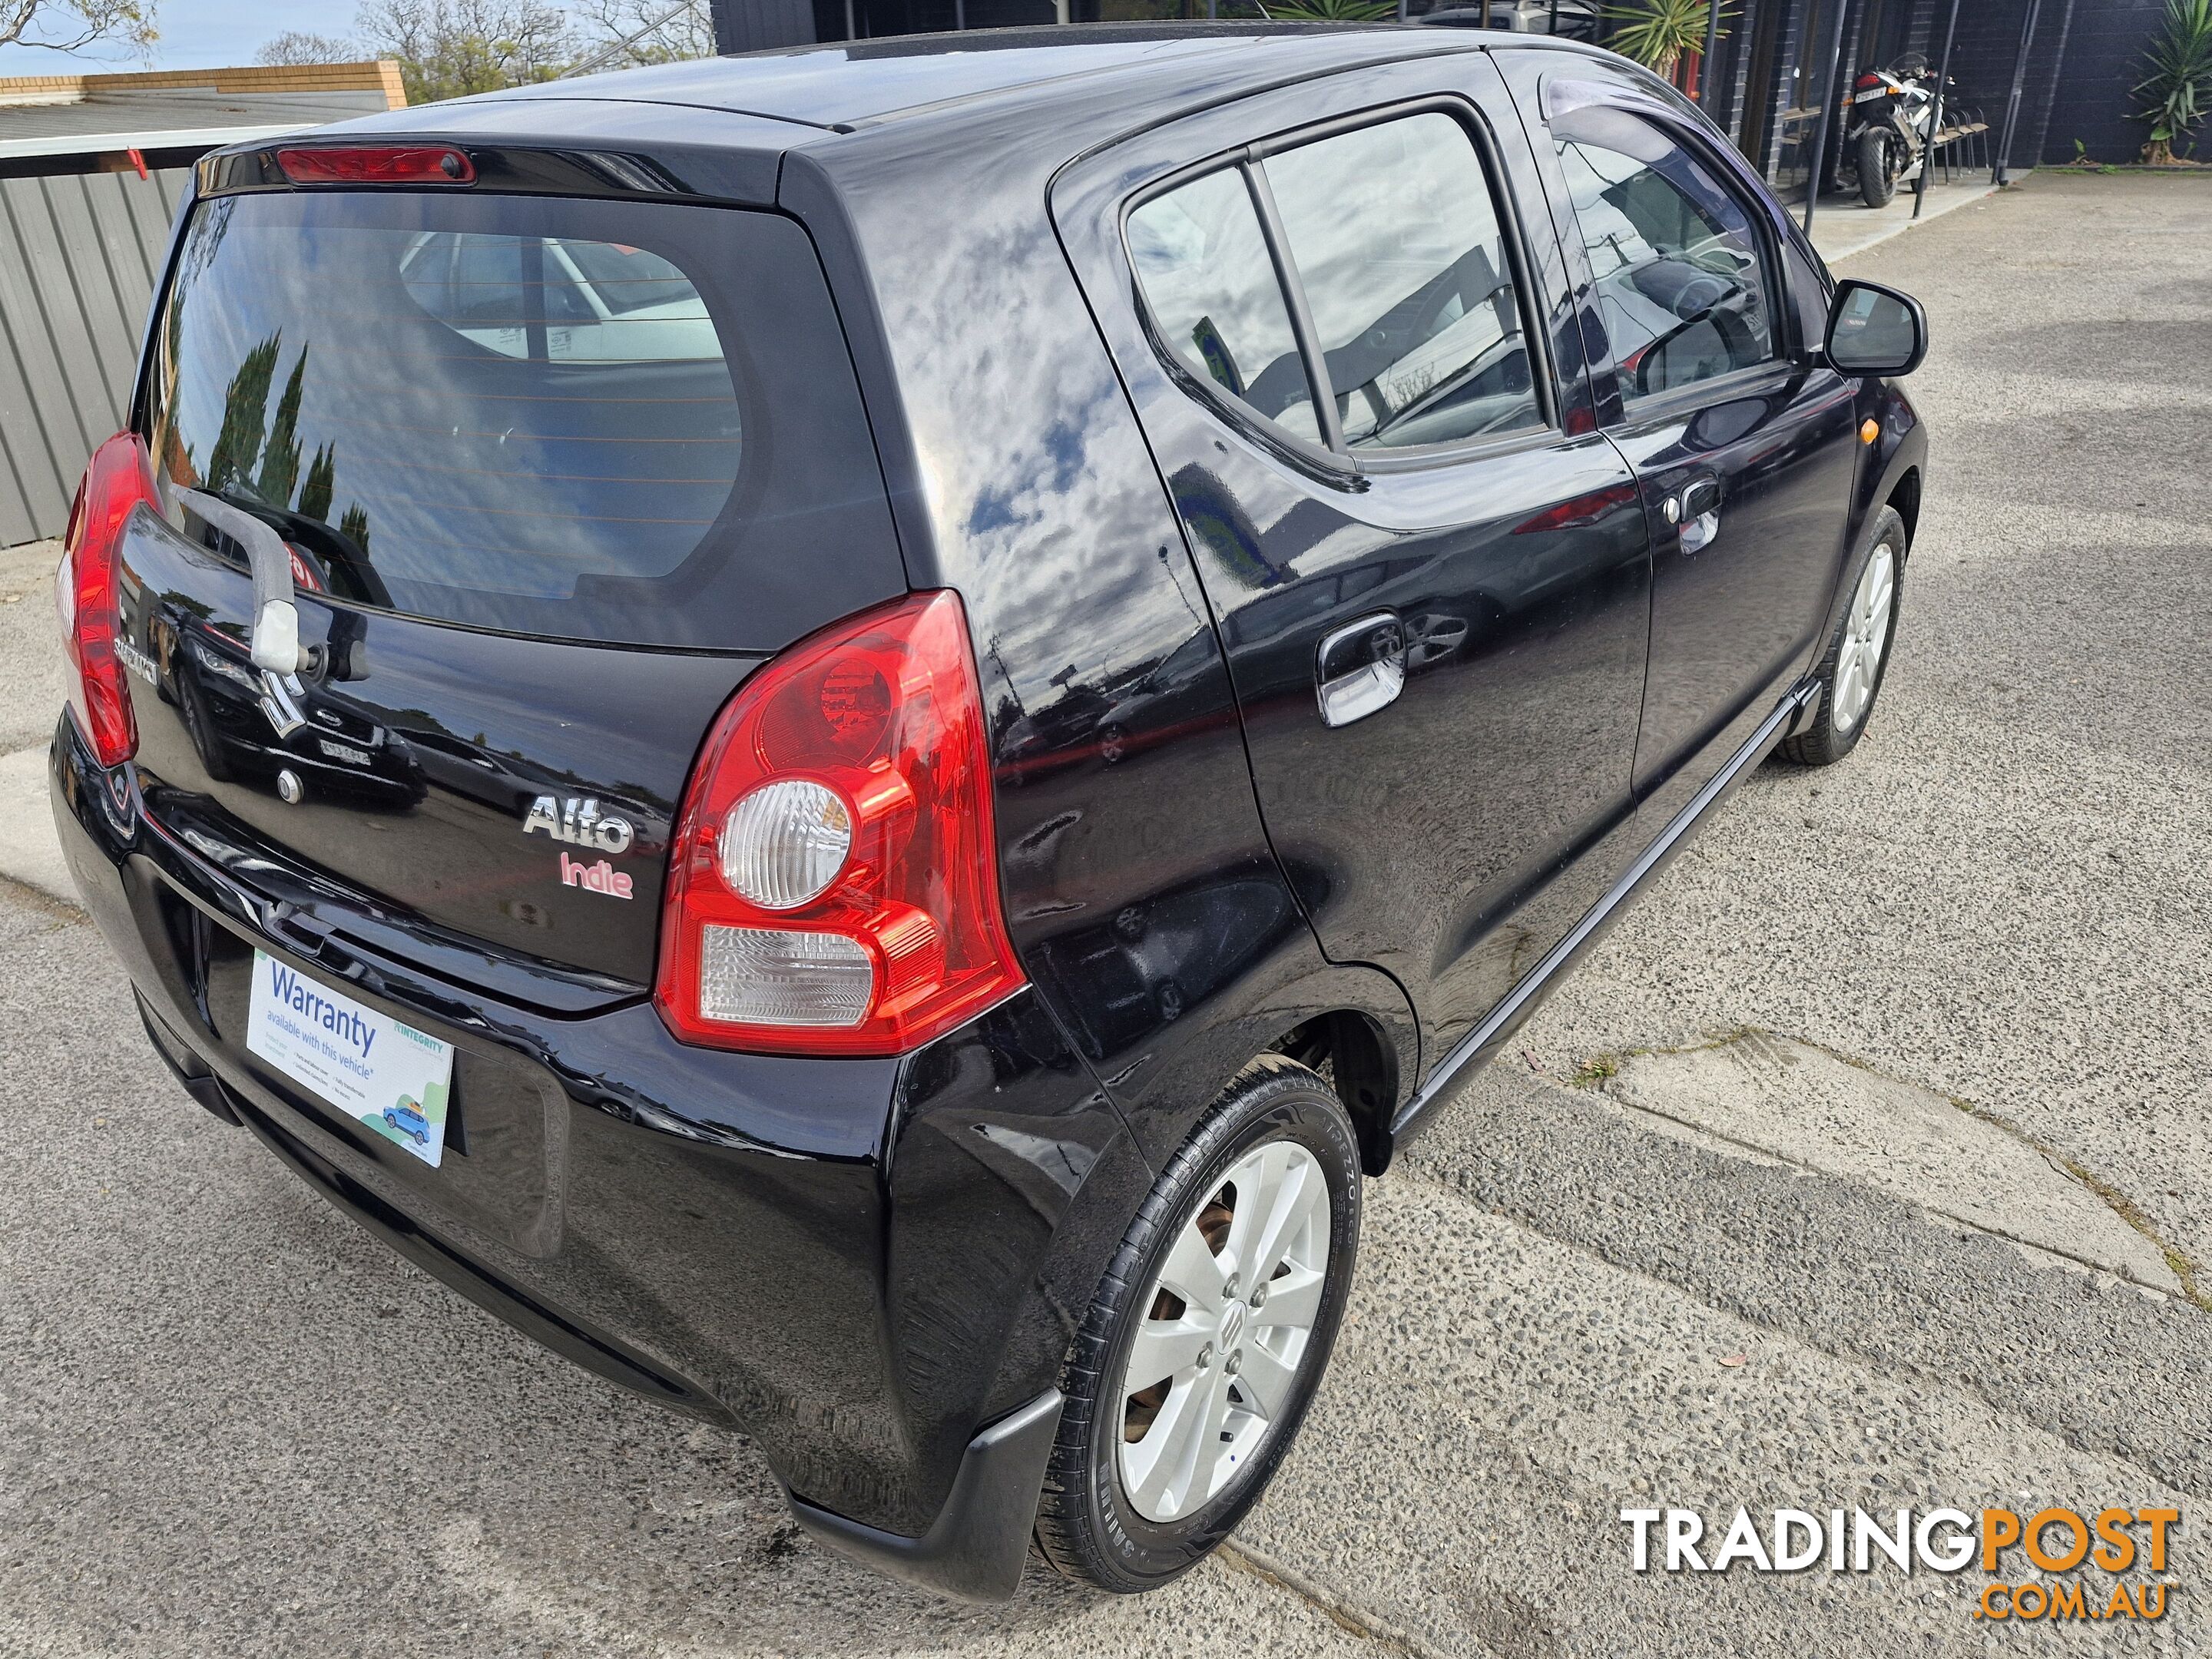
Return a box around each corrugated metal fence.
[0,167,187,548]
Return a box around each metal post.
[953,0,965,26]
[1397,0,1408,21]
[1913,0,1962,217]
[1697,0,1721,108]
[1800,0,1851,233]
[1993,0,2043,184]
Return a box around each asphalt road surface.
[2,171,2206,1658]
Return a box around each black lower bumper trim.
[790,1388,1064,1602]
[226,1088,720,1421]
[134,990,243,1125]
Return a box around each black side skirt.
[1386,676,1820,1157]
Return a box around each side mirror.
[1824,279,1928,376]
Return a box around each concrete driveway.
[1,171,2205,1658]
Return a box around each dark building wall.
[2040,0,2171,161]
[811,0,1058,38]
[710,0,816,50]
[1943,0,2077,171]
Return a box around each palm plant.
[1603,0,1727,81]
[2135,0,2212,164]
[1255,0,1397,18]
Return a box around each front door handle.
[1664,476,1723,555]
[1315,611,1406,729]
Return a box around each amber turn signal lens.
[1860,419,1880,444]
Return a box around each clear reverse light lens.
[699,926,873,1027]
[718,780,853,910]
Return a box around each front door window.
[1551,108,1778,402]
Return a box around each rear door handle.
[1315,611,1406,728]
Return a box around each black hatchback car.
[51,24,1928,1603]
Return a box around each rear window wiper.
[173,488,320,737]
[174,488,309,679]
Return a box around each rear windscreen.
[146,190,902,650]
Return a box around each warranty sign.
[245,950,456,1167]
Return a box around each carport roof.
[0,62,405,164]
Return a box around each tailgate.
[116,174,905,988]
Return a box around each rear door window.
[1124,106,1548,459]
[1260,111,1545,450]
[147,192,901,650]
[1128,168,1323,445]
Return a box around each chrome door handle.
[1315,611,1406,729]
[1664,477,1723,555]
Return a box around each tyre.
[1034,1054,1361,1593]
[1778,505,1906,767]
[177,668,235,783]
[1857,128,1898,207]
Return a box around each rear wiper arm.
[174,488,310,677]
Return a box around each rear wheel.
[1857,128,1899,207]
[1034,1055,1361,1593]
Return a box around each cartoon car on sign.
[382,1098,430,1146]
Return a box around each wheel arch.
[1268,1005,1404,1177]
[1886,464,1922,546]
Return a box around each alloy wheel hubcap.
[1832,543,1896,734]
[1116,1140,1330,1523]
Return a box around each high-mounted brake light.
[655,590,1025,1056]
[57,432,158,768]
[276,145,475,186]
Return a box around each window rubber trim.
[1243,161,1348,454]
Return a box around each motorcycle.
[1839,55,1942,208]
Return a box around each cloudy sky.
[1,0,421,71]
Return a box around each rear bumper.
[52,714,1139,1600]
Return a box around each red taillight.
[655,589,1025,1057]
[57,432,157,768]
[275,145,475,186]
[1856,72,1885,89]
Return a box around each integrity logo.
[1621,1506,2180,1624]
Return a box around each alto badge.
[522,794,636,855]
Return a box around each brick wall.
[0,61,408,111]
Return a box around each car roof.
[470,24,1609,135]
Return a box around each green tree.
[297,442,338,524]
[204,334,282,497]
[353,0,574,103]
[339,503,373,556]
[568,0,712,71]
[254,29,362,64]
[256,346,309,509]
[0,0,157,56]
